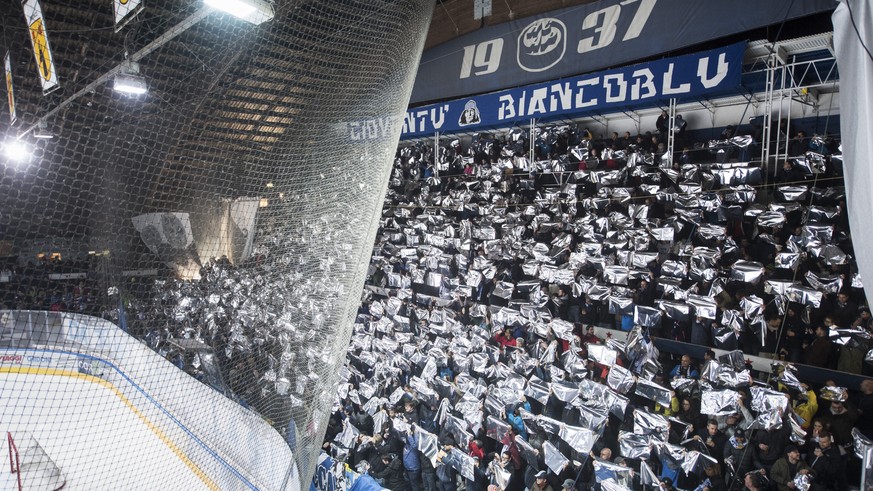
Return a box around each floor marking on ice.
[0,366,220,491]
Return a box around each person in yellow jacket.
[790,385,818,430]
[654,389,680,417]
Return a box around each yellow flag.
[22,0,59,94]
[4,52,15,124]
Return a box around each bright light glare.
[204,0,274,24]
[4,141,30,162]
[114,74,148,95]
[205,0,255,18]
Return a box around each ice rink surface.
[1,369,214,490]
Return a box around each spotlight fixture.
[114,61,148,96]
[204,0,274,25]
[114,73,148,95]
[4,140,31,162]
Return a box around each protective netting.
[0,1,432,489]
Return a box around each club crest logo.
[459,100,481,126]
[517,18,566,73]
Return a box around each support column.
[433,131,440,177]
[666,98,677,168]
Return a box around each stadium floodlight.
[204,0,274,25]
[114,73,148,95]
[4,140,31,162]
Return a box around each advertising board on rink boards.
[401,42,744,139]
[411,0,834,104]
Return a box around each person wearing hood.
[723,429,754,487]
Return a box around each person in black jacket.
[656,110,669,141]
[806,431,846,491]
[831,291,858,327]
[693,420,727,465]
[723,429,754,487]
[700,463,728,491]
[751,422,790,474]
[465,456,489,491]
[372,453,409,491]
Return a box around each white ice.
[1,372,213,490]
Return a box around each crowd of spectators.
[322,119,873,491]
[0,257,103,314]
[0,114,868,491]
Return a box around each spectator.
[403,429,422,491]
[819,398,858,449]
[656,110,669,141]
[531,470,553,491]
[832,291,858,327]
[787,131,807,157]
[769,445,812,491]
[495,327,516,349]
[776,160,802,184]
[690,316,711,347]
[804,326,832,367]
[743,471,767,491]
[853,308,872,330]
[465,457,489,491]
[805,431,845,491]
[723,428,754,486]
[857,379,873,439]
[693,419,727,465]
[669,355,699,380]
[789,385,818,430]
[752,422,790,474]
[699,463,727,491]
[372,453,409,491]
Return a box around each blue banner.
[310,454,338,491]
[310,453,379,491]
[348,475,383,491]
[400,42,744,139]
[411,0,833,103]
